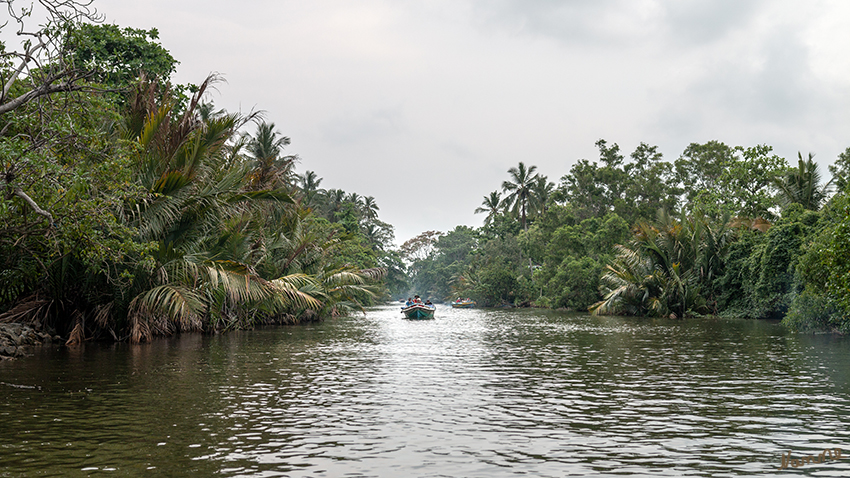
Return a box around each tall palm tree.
[324,189,346,217]
[362,196,380,222]
[248,121,297,190]
[474,191,503,226]
[299,170,324,208]
[346,192,364,209]
[530,175,555,218]
[197,102,224,122]
[362,223,386,250]
[501,162,539,230]
[773,152,832,211]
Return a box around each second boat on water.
[451,298,475,308]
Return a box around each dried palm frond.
[93,302,113,328]
[0,296,53,324]
[65,312,84,346]
[129,314,151,344]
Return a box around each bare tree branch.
[0,73,88,115]
[12,186,54,225]
[3,0,101,31]
[0,0,105,222]
[1,38,45,102]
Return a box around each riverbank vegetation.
[404,141,850,333]
[3,1,848,346]
[0,1,397,343]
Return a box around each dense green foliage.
[406,138,850,333]
[521,207,629,310]
[784,194,850,332]
[0,7,396,343]
[3,1,848,340]
[68,23,178,87]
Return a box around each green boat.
[401,304,435,319]
[451,299,475,308]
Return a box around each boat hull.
[402,304,435,319]
[451,301,475,308]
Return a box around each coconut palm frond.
[321,267,386,289]
[269,274,323,310]
[128,284,205,343]
[327,298,373,316]
[773,152,833,211]
[356,267,387,281]
[230,189,294,204]
[326,283,380,298]
[137,103,172,148]
[0,296,54,324]
[591,281,636,316]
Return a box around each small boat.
[451,299,475,308]
[402,303,435,319]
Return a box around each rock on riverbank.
[0,323,58,359]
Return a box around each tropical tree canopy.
[0,9,393,343]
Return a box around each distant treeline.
[402,140,850,333]
[0,5,405,343]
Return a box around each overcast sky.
[84,1,850,243]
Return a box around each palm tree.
[248,121,297,190]
[324,189,346,217]
[591,211,729,318]
[773,152,832,211]
[501,162,539,230]
[474,191,503,226]
[590,243,659,317]
[346,192,364,209]
[117,77,344,342]
[362,196,380,222]
[299,170,324,208]
[362,222,388,250]
[1,74,385,344]
[530,175,555,218]
[197,102,224,122]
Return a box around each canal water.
[1,304,849,477]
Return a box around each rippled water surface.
[2,305,850,477]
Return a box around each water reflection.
[1,305,850,476]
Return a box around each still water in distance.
[2,304,850,477]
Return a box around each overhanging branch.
[0,75,87,116]
[12,186,54,226]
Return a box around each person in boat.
[425,300,432,306]
[405,297,413,306]
[414,295,422,304]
